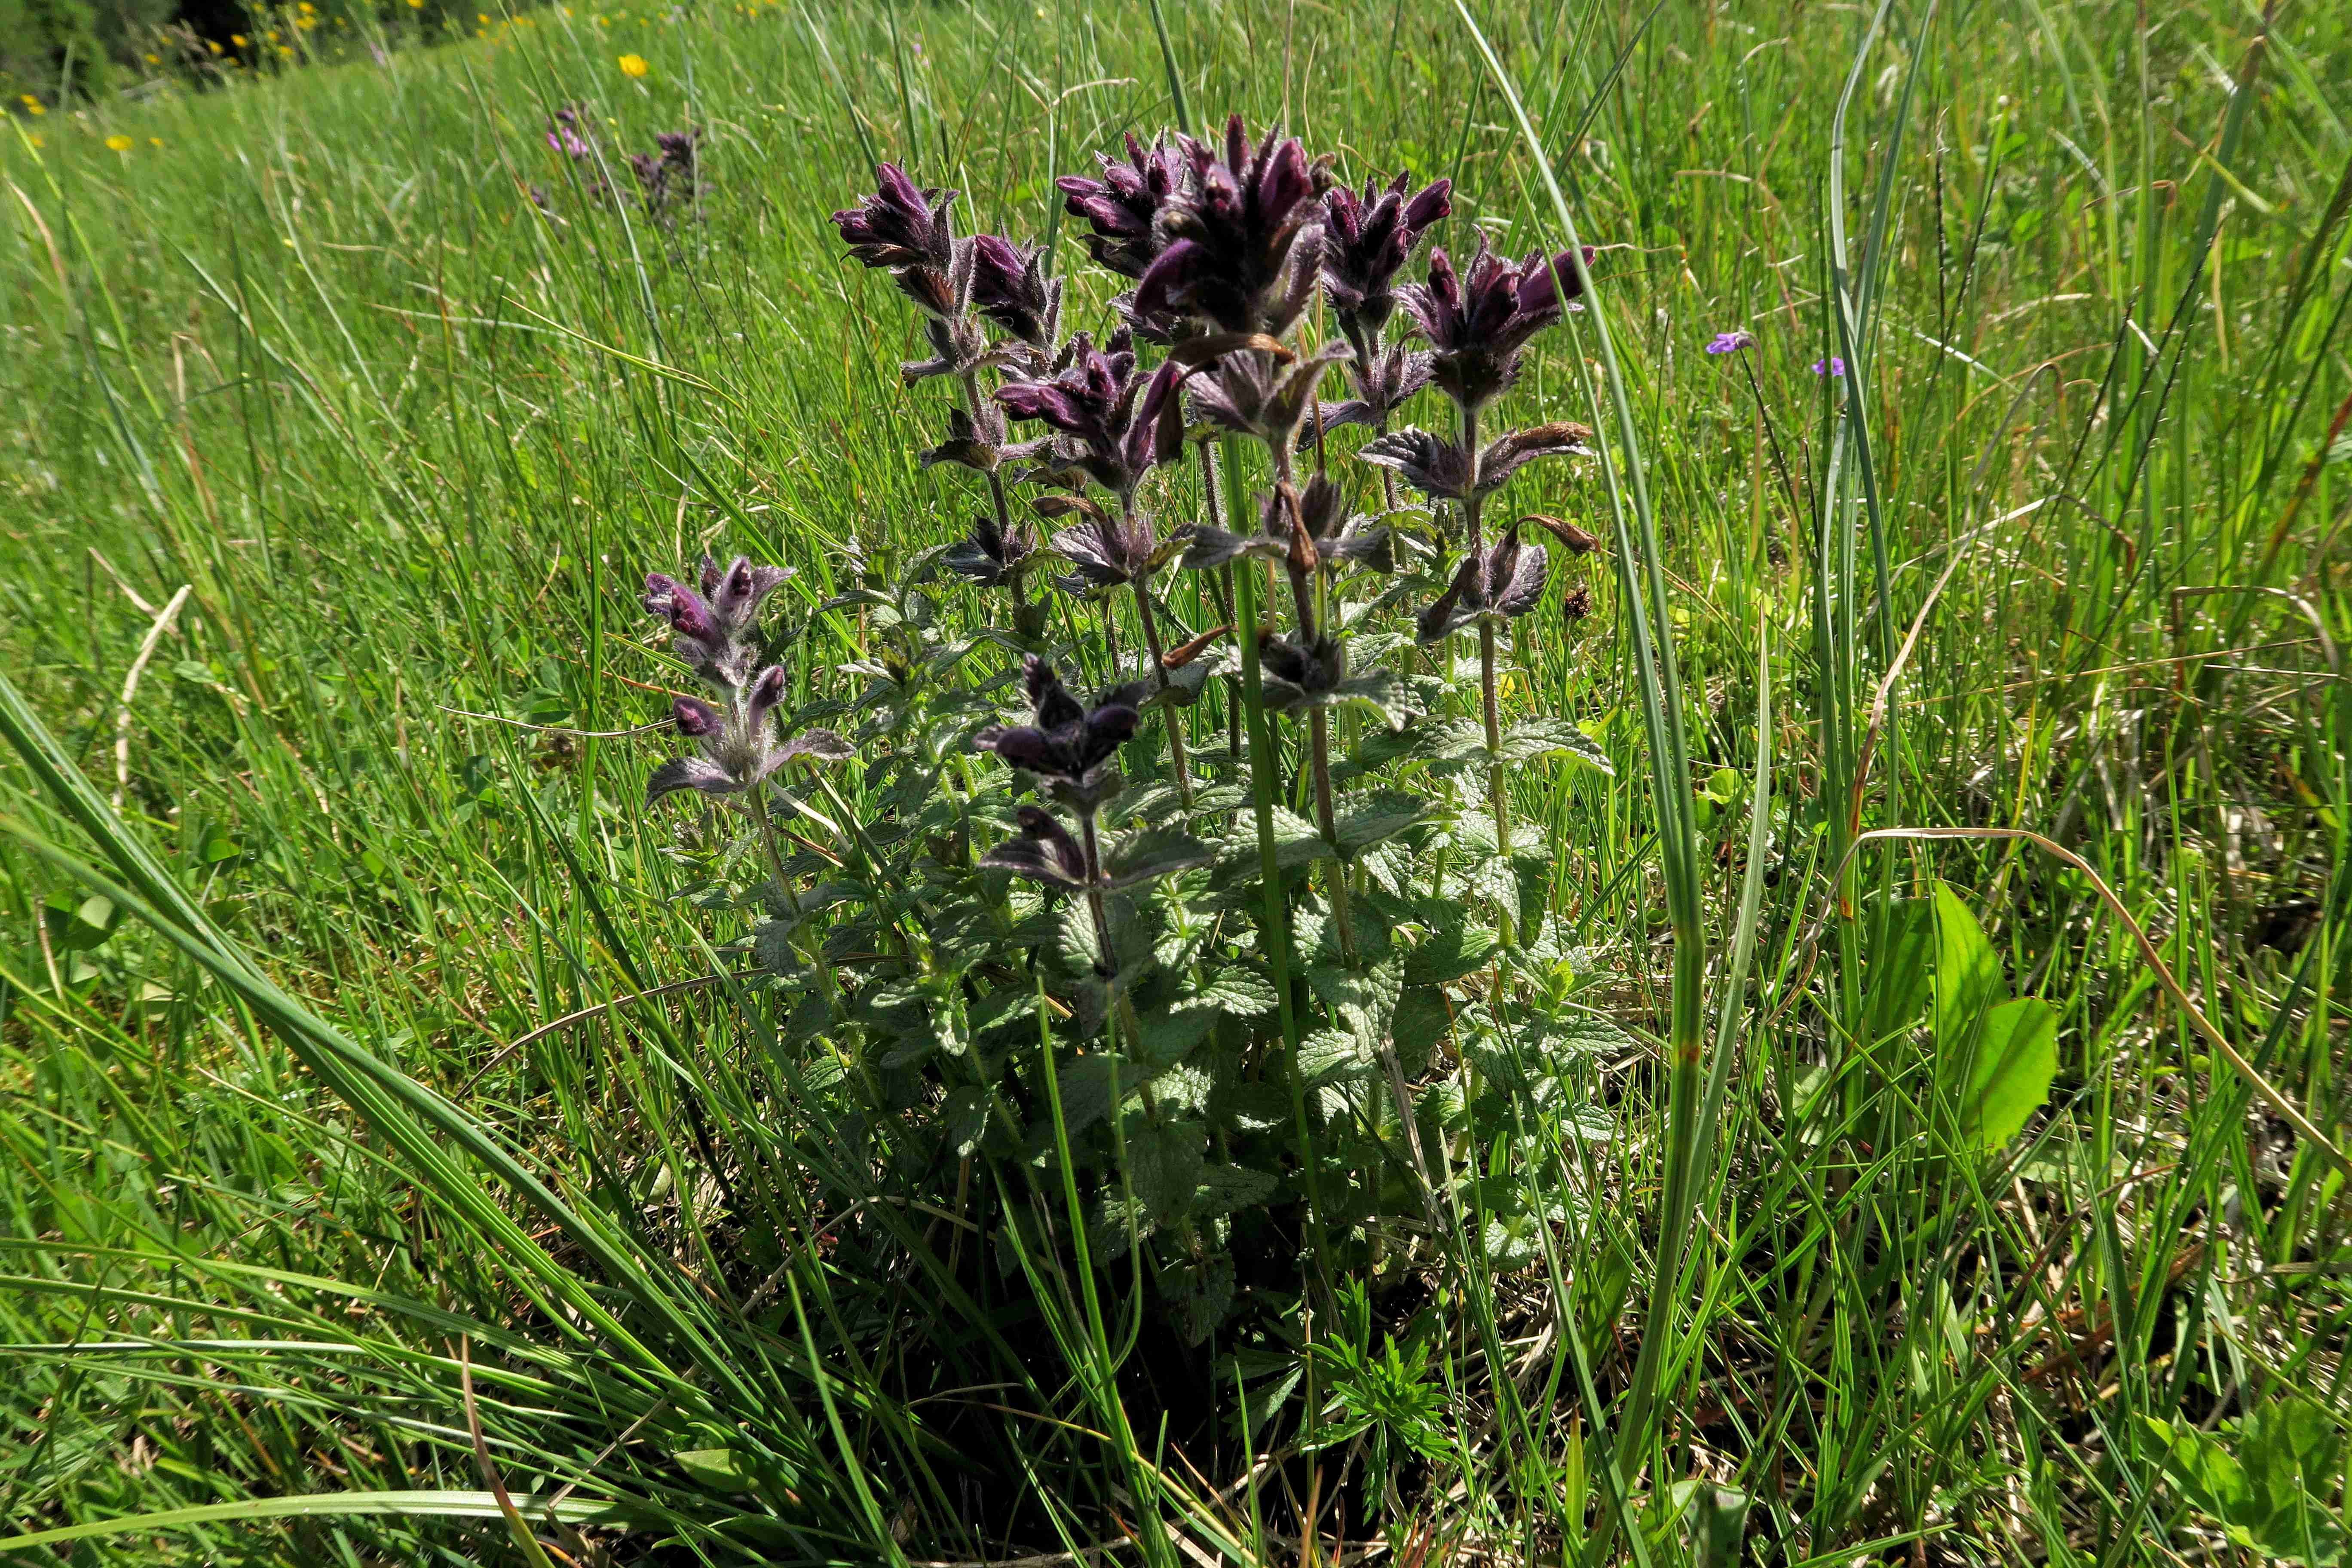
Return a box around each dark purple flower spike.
[996,331,1187,502]
[1308,343,1435,438]
[832,163,1003,383]
[1039,501,1161,594]
[1357,421,1594,507]
[643,553,794,691]
[1057,133,1188,280]
[1401,239,1596,412]
[1184,472,1390,578]
[831,161,955,274]
[1256,630,1348,713]
[1184,341,1353,456]
[646,668,851,805]
[1414,524,1552,644]
[1321,173,1452,352]
[973,655,1146,810]
[1133,116,1327,338]
[968,234,1063,349]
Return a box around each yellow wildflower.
[105,134,133,151]
[617,52,648,77]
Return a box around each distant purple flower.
[627,127,699,224]
[1705,330,1755,355]
[1133,116,1326,337]
[1057,133,1186,281]
[1401,239,1596,412]
[1320,172,1452,349]
[1813,356,1847,377]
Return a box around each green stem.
[1127,556,1195,809]
[1228,437,1313,1232]
[957,368,1027,617]
[1460,399,1514,941]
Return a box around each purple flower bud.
[972,655,1143,809]
[997,332,1182,500]
[968,233,1061,346]
[673,695,722,737]
[1415,525,1552,644]
[645,554,794,693]
[745,664,788,733]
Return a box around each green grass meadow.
[1,0,2348,1561]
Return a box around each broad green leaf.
[1499,716,1614,774]
[1406,922,1500,986]
[1176,966,1278,1017]
[1050,1055,1134,1138]
[1103,827,1215,889]
[1951,997,2058,1149]
[1931,881,2004,1052]
[1123,1118,1206,1225]
[1333,790,1432,857]
[1193,1162,1277,1215]
[1864,897,1936,1043]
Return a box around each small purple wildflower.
[641,552,849,807]
[1813,356,1847,377]
[996,330,1186,502]
[1056,133,1187,282]
[973,656,1145,810]
[1415,524,1551,644]
[1705,330,1756,355]
[1320,172,1452,350]
[1401,239,1596,412]
[1132,115,1326,338]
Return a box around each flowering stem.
[1126,550,1194,809]
[750,786,854,1056]
[1197,442,1245,766]
[1076,806,1145,1056]
[1309,707,1358,970]
[1458,401,1514,932]
[1227,435,1313,1231]
[957,368,1026,612]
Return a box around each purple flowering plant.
[625,118,1626,1371]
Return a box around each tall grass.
[0,0,2346,1561]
